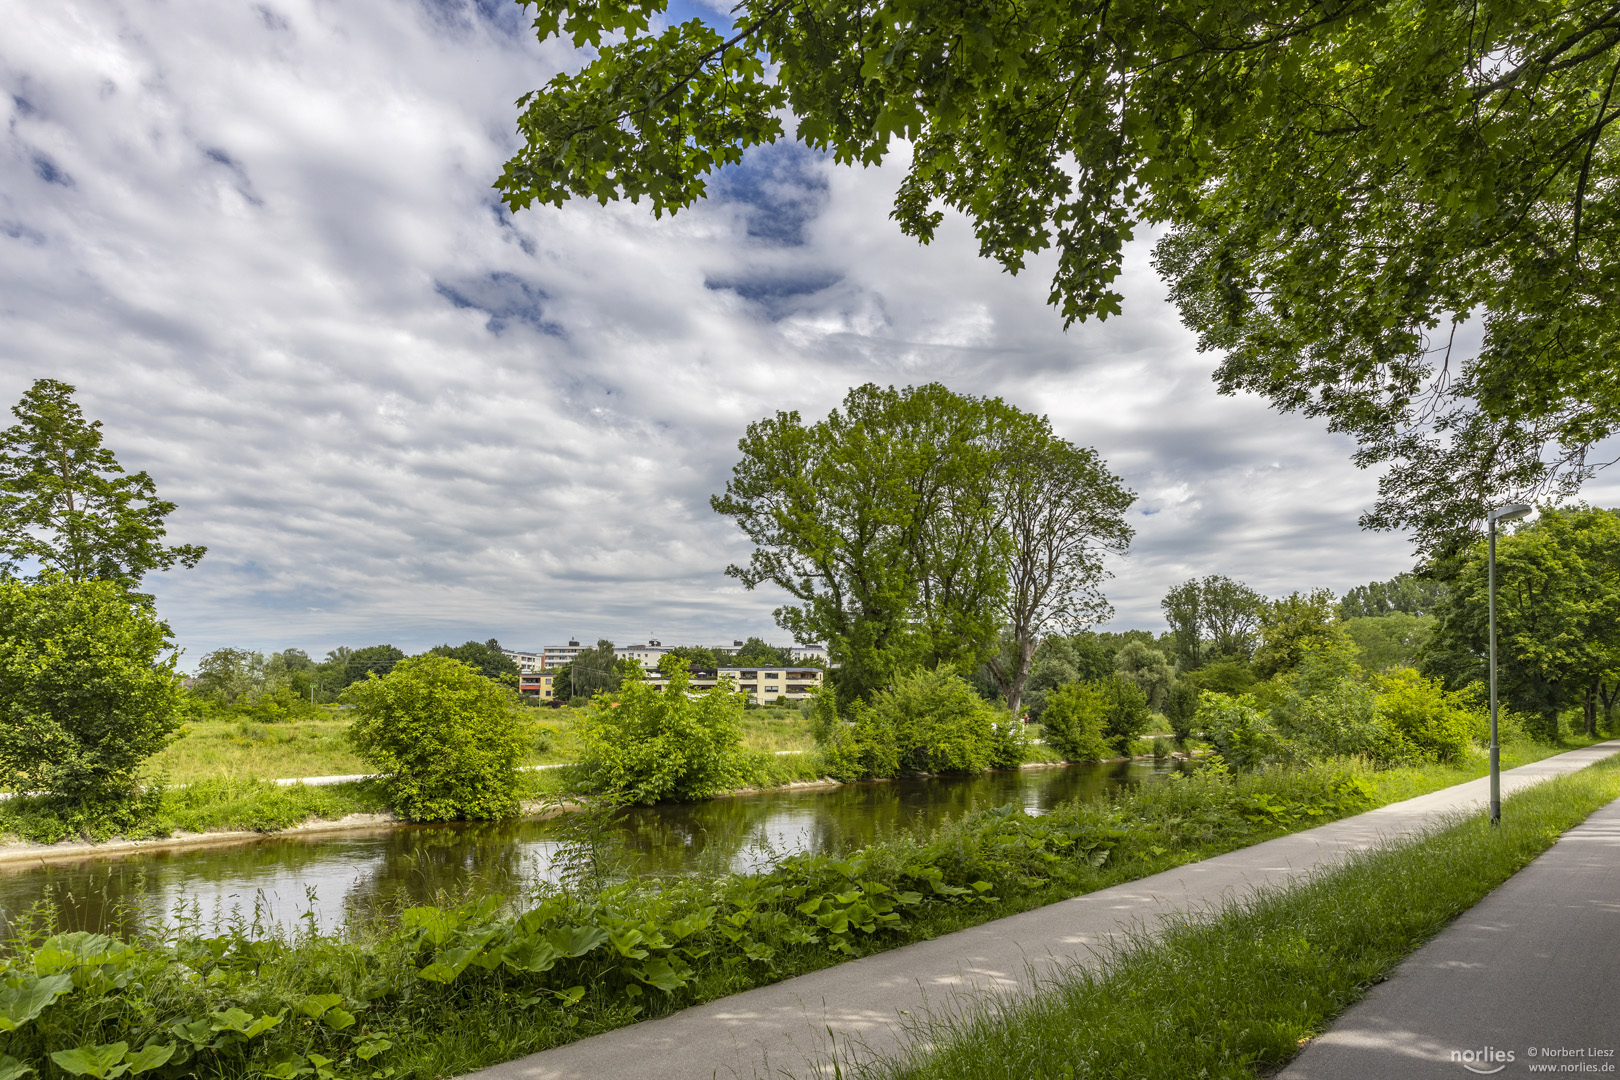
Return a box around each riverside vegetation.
[1,747,1595,1080]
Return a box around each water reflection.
[0,761,1180,936]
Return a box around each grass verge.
[845,753,1620,1080]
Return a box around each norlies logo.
[1453,1047,1517,1074]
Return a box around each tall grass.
[844,753,1620,1080]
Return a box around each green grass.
[141,708,819,786]
[846,753,1620,1080]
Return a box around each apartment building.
[643,665,824,702]
[517,671,555,700]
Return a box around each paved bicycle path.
[1278,793,1620,1079]
[466,741,1620,1080]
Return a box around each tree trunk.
[1583,681,1599,737]
[1004,635,1038,719]
[1599,680,1619,735]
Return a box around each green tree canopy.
[713,382,1129,704]
[713,383,1014,703]
[1424,506,1620,737]
[427,638,521,685]
[0,575,182,813]
[1339,574,1450,620]
[731,636,790,666]
[501,2,1620,548]
[1253,589,1344,680]
[0,379,204,593]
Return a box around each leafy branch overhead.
[502,1,1620,550]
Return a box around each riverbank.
[6,745,1614,1080]
[0,738,1596,860]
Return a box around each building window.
[765,686,779,694]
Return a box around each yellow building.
[642,666,824,702]
[518,672,555,701]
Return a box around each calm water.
[0,761,1183,937]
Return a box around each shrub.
[0,575,182,818]
[1099,675,1153,754]
[343,655,527,821]
[1040,682,1112,761]
[1372,669,1478,763]
[576,667,748,803]
[1270,646,1417,766]
[989,715,1031,768]
[815,668,1006,779]
[1197,692,1290,770]
[1163,680,1200,744]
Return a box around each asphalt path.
[1278,794,1620,1080]
[463,741,1620,1080]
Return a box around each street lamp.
[1487,502,1533,826]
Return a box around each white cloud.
[2,0,1449,665]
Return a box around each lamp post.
[1487,502,1533,826]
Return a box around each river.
[0,760,1185,938]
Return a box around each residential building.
[643,666,824,702]
[501,648,542,673]
[540,641,588,669]
[615,640,671,667]
[517,671,555,701]
[789,643,829,664]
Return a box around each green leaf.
[0,973,73,1032]
[354,1039,392,1062]
[0,1054,35,1080]
[322,1008,356,1031]
[544,925,608,958]
[297,994,344,1019]
[122,1045,175,1076]
[50,1043,129,1079]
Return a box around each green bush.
[1163,680,1200,744]
[342,655,528,822]
[1372,669,1478,763]
[989,716,1031,769]
[576,667,748,803]
[1197,692,1290,770]
[816,668,1009,779]
[1040,682,1112,761]
[1098,675,1152,754]
[0,575,182,819]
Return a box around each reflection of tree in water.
[340,821,535,922]
[0,763,1196,938]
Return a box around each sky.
[6,0,1603,668]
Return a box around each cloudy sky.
[8,0,1593,667]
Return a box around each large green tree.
[0,379,205,592]
[501,1,1620,548]
[428,638,521,685]
[712,383,1012,703]
[0,575,183,814]
[1424,506,1620,737]
[982,424,1134,716]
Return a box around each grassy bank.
[139,706,818,786]
[846,752,1620,1080]
[4,747,1612,1080]
[0,735,1601,848]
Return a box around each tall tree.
[1160,579,1204,671]
[1339,573,1450,619]
[0,379,204,592]
[428,638,521,685]
[712,384,1010,703]
[983,423,1134,716]
[1200,576,1266,662]
[501,2,1620,548]
[1425,507,1620,737]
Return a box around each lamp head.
[1488,503,1534,524]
